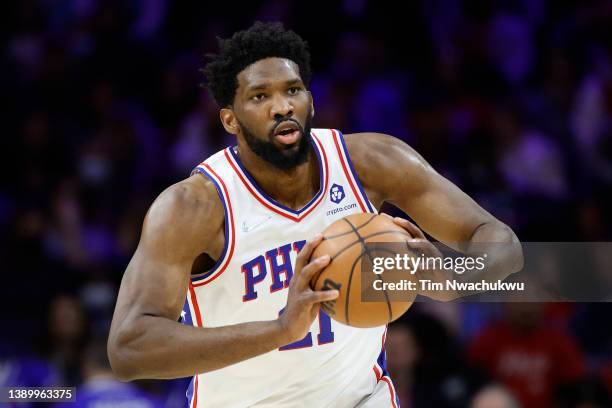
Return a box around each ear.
[307,91,315,118]
[220,108,240,135]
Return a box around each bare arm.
[107,175,337,380]
[346,133,523,299]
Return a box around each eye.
[252,93,266,101]
[288,87,301,95]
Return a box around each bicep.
[111,180,220,329]
[116,238,192,323]
[349,133,493,245]
[391,167,492,245]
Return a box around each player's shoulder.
[343,131,410,158]
[342,131,425,173]
[311,128,405,162]
[145,174,224,240]
[341,131,431,194]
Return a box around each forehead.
[237,57,302,91]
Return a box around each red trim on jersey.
[372,365,398,408]
[373,365,382,381]
[374,327,398,408]
[191,375,199,408]
[382,326,387,349]
[188,282,202,408]
[330,129,368,213]
[188,283,203,327]
[381,376,398,408]
[307,133,330,218]
[225,148,289,218]
[224,133,329,222]
[192,163,236,287]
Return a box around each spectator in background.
[53,340,164,408]
[490,105,571,239]
[385,318,419,406]
[487,12,534,87]
[603,363,612,398]
[468,303,586,408]
[554,377,611,408]
[36,294,89,386]
[492,107,568,200]
[470,384,521,408]
[570,48,612,187]
[386,313,484,408]
[0,343,60,408]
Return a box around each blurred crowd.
[1,0,611,407]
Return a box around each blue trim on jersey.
[228,133,325,216]
[336,130,376,213]
[377,347,401,407]
[190,166,230,282]
[185,377,194,407]
[377,347,390,377]
[180,298,194,326]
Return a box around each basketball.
[311,213,418,328]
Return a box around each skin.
[470,385,520,408]
[108,57,523,380]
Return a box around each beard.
[238,109,313,171]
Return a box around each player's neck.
[237,144,320,210]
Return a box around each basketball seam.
[311,230,411,288]
[346,249,363,325]
[342,218,394,325]
[323,230,413,261]
[323,214,377,240]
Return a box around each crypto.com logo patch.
[330,183,345,204]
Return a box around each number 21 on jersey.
[278,308,335,351]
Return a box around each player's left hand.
[385,215,459,302]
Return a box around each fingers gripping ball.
[311,213,418,328]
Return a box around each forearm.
[108,315,287,380]
[419,222,523,301]
[462,221,524,282]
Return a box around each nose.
[270,94,293,119]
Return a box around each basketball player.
[108,22,522,407]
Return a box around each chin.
[278,145,301,158]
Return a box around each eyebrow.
[247,78,303,92]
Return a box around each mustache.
[269,118,304,138]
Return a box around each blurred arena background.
[1,1,611,407]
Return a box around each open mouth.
[273,122,302,145]
[274,128,301,145]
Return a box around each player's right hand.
[277,233,339,344]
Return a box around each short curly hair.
[201,21,312,107]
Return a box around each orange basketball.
[311,213,418,328]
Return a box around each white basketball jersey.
[181,129,399,408]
